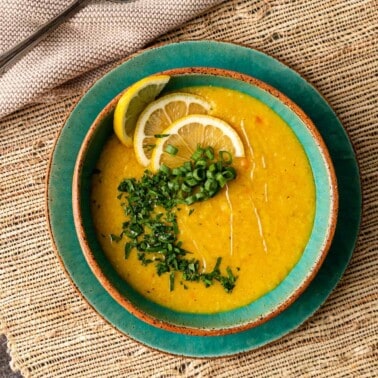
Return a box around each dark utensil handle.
[0,0,90,75]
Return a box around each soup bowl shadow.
[72,67,338,336]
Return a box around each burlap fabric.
[1,0,377,376]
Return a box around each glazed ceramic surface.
[47,41,361,357]
[72,67,338,336]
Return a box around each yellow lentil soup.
[90,86,316,314]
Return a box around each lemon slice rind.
[113,74,170,147]
[150,114,245,172]
[134,93,212,166]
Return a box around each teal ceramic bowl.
[72,67,338,336]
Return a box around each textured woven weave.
[0,0,223,118]
[1,0,377,377]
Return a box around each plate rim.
[45,40,362,358]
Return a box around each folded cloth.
[0,0,223,119]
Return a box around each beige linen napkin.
[0,0,223,119]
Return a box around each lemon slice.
[150,114,245,171]
[134,93,212,166]
[113,74,170,147]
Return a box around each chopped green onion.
[110,233,123,243]
[183,161,192,172]
[195,158,207,168]
[204,179,218,193]
[114,145,238,293]
[159,164,170,175]
[181,182,192,193]
[165,144,178,156]
[193,168,205,181]
[215,172,227,188]
[144,144,156,151]
[195,192,206,201]
[172,167,182,176]
[185,178,198,187]
[125,242,134,258]
[213,257,222,272]
[205,146,214,160]
[191,147,203,161]
[206,170,216,179]
[219,150,233,164]
[208,163,217,172]
[223,167,236,180]
[185,195,196,205]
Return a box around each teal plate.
[47,41,361,357]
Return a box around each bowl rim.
[72,67,339,336]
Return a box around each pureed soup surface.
[91,86,316,314]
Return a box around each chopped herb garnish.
[125,242,134,258]
[144,144,156,152]
[154,133,170,138]
[219,150,233,164]
[114,145,239,292]
[110,233,123,243]
[165,144,179,156]
[169,272,175,291]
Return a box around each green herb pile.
[114,145,238,292]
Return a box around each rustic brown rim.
[70,66,339,337]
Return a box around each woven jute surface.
[1,0,377,377]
